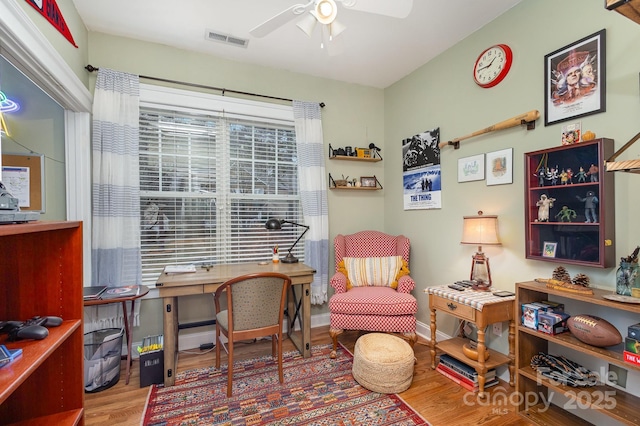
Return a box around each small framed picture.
[561,122,581,145]
[458,154,485,183]
[542,241,558,258]
[360,176,377,187]
[486,148,513,186]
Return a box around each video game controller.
[0,316,62,341]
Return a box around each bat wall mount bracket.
[522,118,536,131]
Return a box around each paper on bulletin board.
[2,166,30,207]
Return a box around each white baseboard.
[130,315,508,384]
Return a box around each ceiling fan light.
[329,20,346,39]
[315,0,337,25]
[296,12,317,37]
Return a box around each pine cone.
[552,266,571,283]
[572,273,590,287]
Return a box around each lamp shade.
[264,218,283,230]
[461,213,501,246]
[296,12,317,37]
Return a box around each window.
[138,86,302,285]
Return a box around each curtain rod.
[84,65,325,108]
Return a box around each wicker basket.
[334,180,348,187]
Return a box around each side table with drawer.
[427,285,516,397]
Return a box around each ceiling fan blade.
[250,2,315,38]
[339,0,413,19]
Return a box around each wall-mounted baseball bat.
[439,110,540,149]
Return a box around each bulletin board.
[1,153,44,212]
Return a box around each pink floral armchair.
[328,230,418,358]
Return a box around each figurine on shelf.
[587,163,599,182]
[576,191,598,223]
[560,169,569,185]
[548,166,559,186]
[534,169,546,187]
[555,206,577,222]
[575,166,587,183]
[536,194,556,222]
[566,168,573,184]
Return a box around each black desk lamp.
[264,218,309,263]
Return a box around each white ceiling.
[71,0,523,89]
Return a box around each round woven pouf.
[352,333,415,394]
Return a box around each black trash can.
[84,328,124,393]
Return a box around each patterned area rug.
[142,343,429,425]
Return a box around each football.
[567,314,622,347]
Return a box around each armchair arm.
[396,274,415,293]
[330,272,348,294]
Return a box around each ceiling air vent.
[205,29,249,48]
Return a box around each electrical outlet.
[493,322,503,337]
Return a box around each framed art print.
[458,154,485,183]
[542,241,558,258]
[360,176,377,187]
[544,29,606,126]
[486,148,513,186]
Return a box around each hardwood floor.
[84,326,533,426]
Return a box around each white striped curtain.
[88,68,141,329]
[293,101,329,304]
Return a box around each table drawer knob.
[447,302,457,311]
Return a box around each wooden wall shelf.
[329,155,381,163]
[606,0,640,25]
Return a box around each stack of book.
[436,353,499,392]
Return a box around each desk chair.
[214,272,291,397]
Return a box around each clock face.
[473,44,513,88]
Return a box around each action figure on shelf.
[548,167,559,186]
[555,206,577,222]
[575,166,587,183]
[536,194,556,222]
[576,191,599,223]
[560,169,569,185]
[566,168,573,184]
[587,164,599,182]
[534,169,546,187]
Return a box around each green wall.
[384,0,640,340]
[18,0,89,88]
[86,31,387,339]
[14,0,640,348]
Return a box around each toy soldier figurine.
[587,164,599,182]
[576,191,598,223]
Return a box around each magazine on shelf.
[100,285,140,299]
[438,354,496,382]
[83,286,108,300]
[436,364,499,392]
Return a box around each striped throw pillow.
[338,256,409,290]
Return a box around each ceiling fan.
[250,0,413,47]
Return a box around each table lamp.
[264,218,309,263]
[461,211,501,291]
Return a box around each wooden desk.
[84,285,149,385]
[426,286,515,398]
[156,262,316,387]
